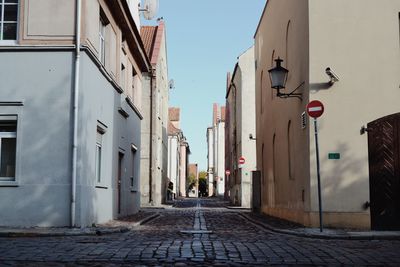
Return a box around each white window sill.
[0,41,18,46]
[0,180,19,187]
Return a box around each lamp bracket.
[276,81,305,100]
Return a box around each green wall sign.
[328,153,340,160]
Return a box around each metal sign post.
[307,100,324,232]
[313,118,323,232]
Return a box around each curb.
[0,213,160,238]
[0,227,129,238]
[239,213,400,241]
[225,206,251,211]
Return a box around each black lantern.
[268,58,288,89]
[268,58,303,100]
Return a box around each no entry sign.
[225,170,231,176]
[238,157,245,165]
[307,100,324,118]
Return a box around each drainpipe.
[71,0,82,227]
[149,70,154,203]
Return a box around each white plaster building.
[0,0,149,227]
[207,104,226,197]
[206,127,214,196]
[140,20,169,206]
[225,46,256,208]
[167,107,189,199]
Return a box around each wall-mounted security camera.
[325,67,339,84]
[249,134,256,140]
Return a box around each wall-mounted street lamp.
[268,58,303,100]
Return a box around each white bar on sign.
[309,107,322,112]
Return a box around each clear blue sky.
[144,0,266,171]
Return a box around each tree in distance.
[198,171,208,197]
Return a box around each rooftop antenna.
[139,0,159,20]
[169,79,175,90]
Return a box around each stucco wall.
[207,128,214,196]
[76,53,142,226]
[238,46,256,208]
[0,51,73,227]
[217,122,225,196]
[255,0,310,224]
[307,0,400,226]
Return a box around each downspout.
[149,70,154,203]
[71,0,81,227]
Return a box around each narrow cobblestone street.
[1,198,400,266]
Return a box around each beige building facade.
[255,0,400,229]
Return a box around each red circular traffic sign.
[307,100,324,118]
[239,157,245,165]
[225,170,231,176]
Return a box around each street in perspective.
[1,198,400,266]
[1,0,400,266]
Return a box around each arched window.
[287,121,294,180]
[272,134,277,182]
[285,20,291,69]
[260,70,263,113]
[262,143,265,185]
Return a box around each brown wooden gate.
[367,113,400,230]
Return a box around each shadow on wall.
[0,59,86,227]
[310,141,369,212]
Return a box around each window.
[121,64,125,90]
[99,16,106,65]
[131,67,137,101]
[95,130,103,183]
[0,0,18,41]
[0,119,17,180]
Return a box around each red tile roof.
[140,21,165,66]
[140,26,157,61]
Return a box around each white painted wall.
[216,121,225,196]
[237,46,256,208]
[207,127,214,196]
[128,0,141,30]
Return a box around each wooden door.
[367,113,400,230]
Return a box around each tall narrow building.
[140,20,169,206]
[207,104,226,197]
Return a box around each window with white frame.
[95,130,103,183]
[0,0,18,41]
[99,15,106,65]
[0,119,17,180]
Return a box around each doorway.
[367,113,400,230]
[117,152,124,214]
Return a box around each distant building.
[188,163,199,197]
[167,108,189,200]
[179,138,190,197]
[0,0,150,227]
[206,127,214,196]
[255,0,400,230]
[207,104,225,197]
[140,20,169,206]
[225,46,256,208]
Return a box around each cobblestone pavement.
[1,198,400,266]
